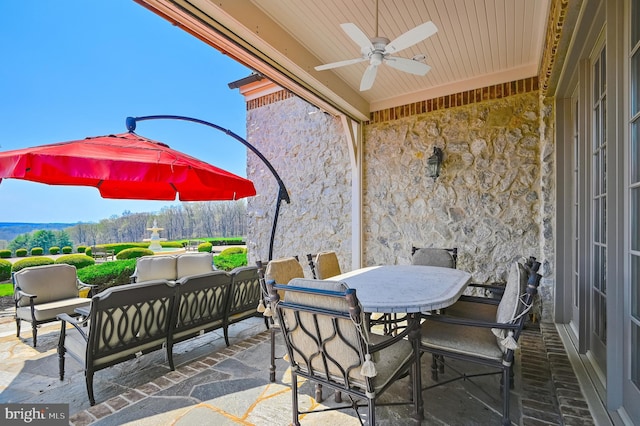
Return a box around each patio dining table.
[328,265,472,420]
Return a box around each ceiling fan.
[314,0,438,91]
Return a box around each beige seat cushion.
[135,255,177,282]
[411,248,455,268]
[176,253,213,279]
[420,320,504,361]
[315,251,342,279]
[16,297,91,321]
[285,278,413,392]
[265,257,304,284]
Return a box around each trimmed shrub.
[209,238,245,246]
[213,252,247,271]
[0,259,12,281]
[49,246,60,255]
[55,254,95,270]
[77,259,137,294]
[219,247,246,256]
[0,250,11,259]
[30,247,44,256]
[77,246,87,253]
[116,248,155,260]
[85,247,92,257]
[198,242,213,253]
[16,248,27,257]
[62,246,73,254]
[12,257,55,272]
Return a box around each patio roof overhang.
[133,0,551,122]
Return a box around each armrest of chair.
[466,282,505,299]
[422,312,518,331]
[455,295,501,305]
[14,288,36,303]
[57,313,90,341]
[77,280,97,297]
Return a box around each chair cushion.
[14,264,79,306]
[444,300,497,321]
[16,297,91,321]
[176,252,213,279]
[265,257,304,284]
[285,279,412,392]
[420,320,504,361]
[411,248,454,268]
[493,260,531,352]
[315,251,342,279]
[135,255,177,282]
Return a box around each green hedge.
[76,259,137,294]
[213,252,247,271]
[219,247,246,256]
[0,259,11,281]
[198,242,213,253]
[54,254,95,269]
[116,248,155,260]
[49,246,60,255]
[0,250,11,259]
[30,247,44,256]
[77,246,87,253]
[16,248,27,257]
[12,257,55,272]
[209,238,245,246]
[62,246,73,254]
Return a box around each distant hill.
[0,222,77,242]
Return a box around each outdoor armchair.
[12,263,94,347]
[419,259,541,426]
[256,257,304,383]
[266,278,417,425]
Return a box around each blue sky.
[0,1,252,223]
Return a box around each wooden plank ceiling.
[136,0,550,119]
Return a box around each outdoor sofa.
[57,257,263,405]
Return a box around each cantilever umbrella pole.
[126,115,290,261]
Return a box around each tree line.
[5,201,247,252]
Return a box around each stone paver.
[0,311,598,425]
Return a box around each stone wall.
[245,95,352,272]
[363,92,543,286]
[245,89,553,319]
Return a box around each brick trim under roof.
[367,76,539,124]
[245,77,539,125]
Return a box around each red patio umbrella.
[0,132,256,201]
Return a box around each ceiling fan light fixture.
[313,1,438,91]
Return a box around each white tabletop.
[329,265,471,314]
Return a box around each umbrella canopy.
[0,132,256,201]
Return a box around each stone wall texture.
[245,96,352,272]
[363,92,543,286]
[246,90,553,319]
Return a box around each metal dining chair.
[411,246,458,268]
[419,259,541,426]
[256,257,304,383]
[266,277,417,425]
[306,251,342,279]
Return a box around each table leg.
[408,313,423,421]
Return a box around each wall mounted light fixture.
[427,147,443,180]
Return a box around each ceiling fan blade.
[341,23,374,53]
[384,56,431,75]
[384,21,438,54]
[315,56,368,71]
[360,64,378,91]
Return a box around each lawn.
[0,282,13,297]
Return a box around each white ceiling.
[135,0,550,120]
